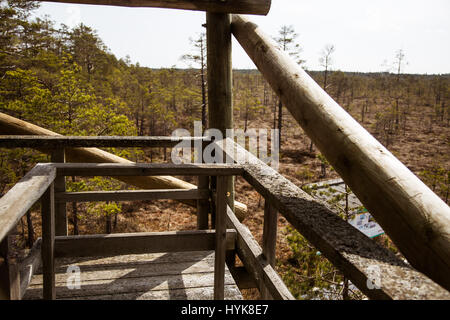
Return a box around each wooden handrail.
[231,14,450,291]
[218,138,450,299]
[0,164,55,242]
[36,0,272,15]
[53,163,243,176]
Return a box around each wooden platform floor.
[23,251,243,300]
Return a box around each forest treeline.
[1,0,449,205]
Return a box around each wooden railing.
[1,0,449,300]
[0,156,293,300]
[1,137,449,299]
[231,15,450,292]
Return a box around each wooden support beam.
[36,0,272,15]
[220,138,450,299]
[228,266,257,290]
[54,230,236,257]
[51,149,67,236]
[214,176,227,300]
[19,239,42,299]
[0,234,21,300]
[0,112,249,222]
[261,201,278,299]
[41,184,55,300]
[0,164,56,243]
[226,205,295,300]
[231,15,450,291]
[0,135,209,148]
[55,189,209,203]
[197,176,210,230]
[54,163,243,177]
[206,10,235,234]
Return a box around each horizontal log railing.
[0,162,294,300]
[37,0,272,15]
[0,135,210,148]
[231,14,450,292]
[217,138,450,300]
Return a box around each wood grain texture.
[214,176,227,299]
[54,162,243,177]
[23,251,243,300]
[219,138,450,299]
[41,184,55,300]
[0,135,209,148]
[54,230,236,257]
[0,112,248,221]
[55,189,210,203]
[36,0,271,15]
[261,201,277,299]
[51,149,67,236]
[231,15,450,292]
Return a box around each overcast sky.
[34,0,450,74]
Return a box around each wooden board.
[35,0,271,15]
[22,251,242,300]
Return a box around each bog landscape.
[0,0,448,301]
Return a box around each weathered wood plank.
[0,135,209,148]
[0,234,21,300]
[25,273,238,299]
[214,176,227,299]
[65,286,242,300]
[54,163,243,177]
[0,113,248,221]
[226,205,295,300]
[36,0,271,15]
[23,251,243,300]
[41,184,55,300]
[55,189,209,203]
[197,176,210,230]
[220,138,450,299]
[0,163,55,242]
[19,238,42,299]
[231,14,450,291]
[54,230,236,257]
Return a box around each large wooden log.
[231,15,450,291]
[207,11,235,219]
[37,0,271,15]
[0,112,247,221]
[220,138,450,299]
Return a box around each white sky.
[34,0,450,74]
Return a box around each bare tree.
[180,31,207,128]
[274,25,305,147]
[319,44,335,92]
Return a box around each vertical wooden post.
[41,183,55,300]
[214,176,227,300]
[51,149,67,236]
[261,200,278,299]
[0,233,20,300]
[197,140,210,230]
[206,11,235,214]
